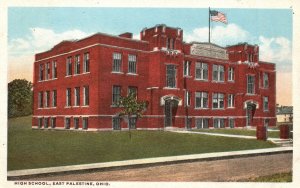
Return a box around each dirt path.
[28,152,292,182]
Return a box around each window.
[213,65,224,82]
[228,94,234,108]
[128,86,137,98]
[264,119,270,127]
[45,63,50,80]
[74,87,80,106]
[195,92,208,109]
[213,93,224,109]
[112,117,121,130]
[248,53,254,62]
[183,61,191,77]
[166,65,176,88]
[74,117,79,129]
[128,55,137,74]
[128,117,137,129]
[52,90,57,107]
[196,118,209,129]
[229,118,235,128]
[65,118,71,129]
[228,67,234,81]
[39,64,44,81]
[166,38,175,49]
[82,117,88,129]
[83,86,89,106]
[52,61,57,78]
[74,55,80,74]
[112,53,122,72]
[112,85,121,105]
[213,118,225,128]
[263,96,269,111]
[185,91,191,107]
[66,88,71,107]
[38,91,43,108]
[66,57,72,76]
[195,62,208,80]
[38,118,43,128]
[44,117,49,128]
[51,117,56,128]
[247,75,255,94]
[83,52,90,73]
[263,73,269,88]
[45,91,50,108]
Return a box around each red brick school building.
[32,24,276,130]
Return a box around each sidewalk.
[7,147,292,179]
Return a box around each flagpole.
[208,7,211,43]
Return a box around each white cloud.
[132,33,140,40]
[184,23,251,46]
[9,28,90,56]
[258,36,292,70]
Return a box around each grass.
[8,116,277,171]
[247,172,292,182]
[192,128,280,138]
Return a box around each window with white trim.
[263,96,269,111]
[39,64,44,81]
[44,117,49,128]
[247,75,255,94]
[196,118,209,129]
[195,92,208,109]
[74,87,80,106]
[45,91,50,108]
[213,64,224,82]
[112,117,121,130]
[213,93,224,109]
[228,94,234,108]
[183,61,191,77]
[50,117,56,128]
[128,86,137,98]
[166,65,176,88]
[112,53,122,72]
[82,117,88,129]
[112,85,121,105]
[66,88,71,107]
[66,56,72,76]
[38,91,43,108]
[38,118,43,128]
[213,118,225,128]
[74,117,79,129]
[65,118,71,129]
[83,52,90,73]
[83,86,89,106]
[45,62,50,80]
[52,61,57,78]
[52,90,57,107]
[129,117,137,129]
[195,62,208,80]
[185,90,191,107]
[74,55,80,75]
[263,72,269,88]
[228,67,234,81]
[128,55,137,74]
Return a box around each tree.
[117,92,148,138]
[8,79,33,118]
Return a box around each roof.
[277,106,293,115]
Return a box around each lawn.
[192,128,280,138]
[8,116,277,171]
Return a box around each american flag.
[210,10,227,24]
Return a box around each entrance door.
[246,103,256,127]
[164,100,178,127]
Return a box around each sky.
[7,7,293,105]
